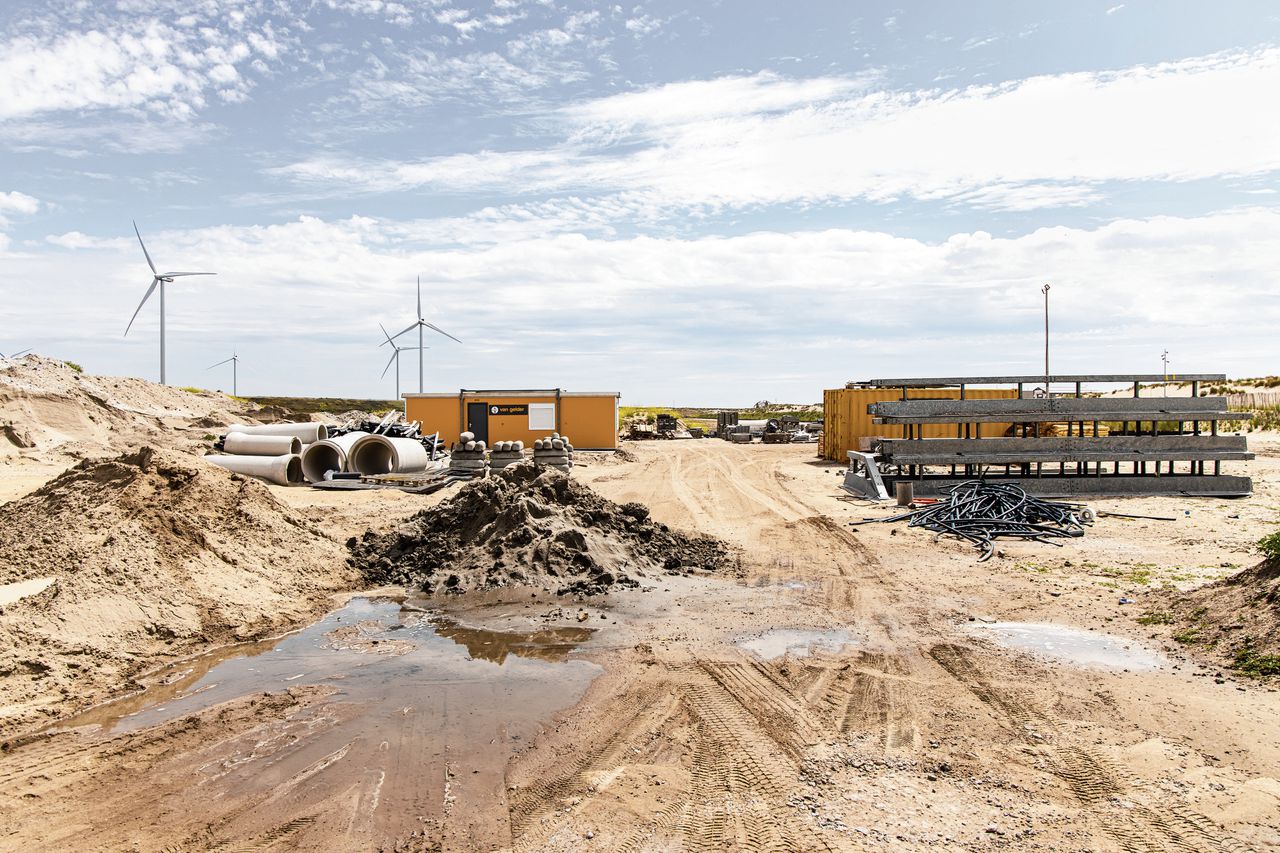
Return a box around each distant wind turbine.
[384,276,460,393]
[124,220,216,385]
[208,352,240,397]
[380,324,425,400]
[4,348,32,359]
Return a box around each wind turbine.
[124,220,216,385]
[384,276,460,393]
[4,348,32,359]
[380,324,426,400]
[208,352,240,397]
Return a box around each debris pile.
[852,481,1092,561]
[533,433,573,472]
[348,464,730,596]
[449,431,489,479]
[0,446,350,736]
[490,440,525,470]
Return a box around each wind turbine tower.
[385,276,461,393]
[208,352,240,397]
[125,220,216,385]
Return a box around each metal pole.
[395,349,400,400]
[1041,283,1050,396]
[1161,349,1169,397]
[159,281,166,385]
[419,323,424,393]
[232,356,237,397]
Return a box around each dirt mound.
[0,447,352,737]
[0,354,259,463]
[1148,559,1280,676]
[348,464,731,596]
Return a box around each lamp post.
[1161,349,1169,397]
[1041,283,1051,396]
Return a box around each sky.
[0,0,1277,405]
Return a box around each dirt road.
[3,440,1277,851]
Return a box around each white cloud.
[0,191,40,215]
[5,207,1278,400]
[276,48,1280,215]
[0,19,282,120]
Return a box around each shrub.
[1259,529,1280,562]
[64,361,83,373]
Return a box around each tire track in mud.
[508,688,683,844]
[809,652,922,751]
[928,643,1250,853]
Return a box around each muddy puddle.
[60,596,601,734]
[737,628,854,659]
[38,595,604,849]
[971,622,1167,671]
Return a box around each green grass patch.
[245,396,401,416]
[1172,628,1202,645]
[64,360,83,373]
[1136,611,1176,626]
[179,386,206,394]
[1233,643,1280,677]
[1259,529,1280,562]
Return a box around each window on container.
[529,403,555,431]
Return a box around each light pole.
[1041,283,1051,396]
[1161,349,1169,397]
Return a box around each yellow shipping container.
[822,387,1019,462]
[404,389,620,450]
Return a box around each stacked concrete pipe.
[223,433,302,456]
[206,453,303,485]
[449,431,489,479]
[226,422,328,444]
[347,433,431,476]
[533,433,573,472]
[489,440,524,470]
[300,431,369,483]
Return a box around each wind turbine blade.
[379,322,397,347]
[124,278,160,337]
[424,322,462,344]
[9,348,32,358]
[416,275,422,320]
[380,349,398,378]
[161,272,216,277]
[208,357,233,369]
[386,321,418,343]
[133,220,157,275]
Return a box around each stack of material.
[533,433,573,472]
[449,431,489,479]
[489,440,525,470]
[205,422,324,485]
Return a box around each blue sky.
[0,0,1277,404]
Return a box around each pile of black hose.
[850,481,1093,561]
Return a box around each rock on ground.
[0,447,352,738]
[348,463,731,596]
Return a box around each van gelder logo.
[490,404,528,416]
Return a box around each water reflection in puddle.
[971,622,1166,671]
[59,597,601,734]
[737,628,854,660]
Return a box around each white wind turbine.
[384,276,460,392]
[380,324,426,400]
[124,220,216,385]
[4,348,32,359]
[208,352,240,397]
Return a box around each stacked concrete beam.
[533,433,573,472]
[449,431,489,479]
[489,440,525,470]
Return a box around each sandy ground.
[2,439,1278,851]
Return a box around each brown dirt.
[0,446,352,737]
[348,462,731,596]
[1,437,1279,851]
[0,354,299,466]
[1145,558,1280,672]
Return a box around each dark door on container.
[466,402,489,443]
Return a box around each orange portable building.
[404,389,620,450]
[822,386,1018,462]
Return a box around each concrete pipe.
[300,431,369,483]
[206,453,303,486]
[226,423,329,444]
[223,433,302,457]
[348,434,430,476]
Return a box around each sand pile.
[0,447,352,737]
[1154,558,1280,675]
[0,354,263,463]
[349,463,730,596]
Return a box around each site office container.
[404,390,620,450]
[821,387,1018,462]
